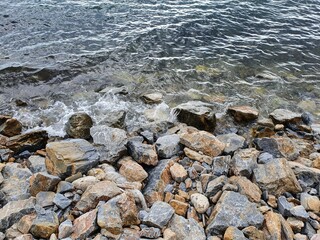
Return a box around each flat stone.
[170,163,187,183]
[143,201,175,228]
[156,134,181,159]
[71,209,98,240]
[58,220,73,239]
[53,193,72,209]
[212,155,231,176]
[127,140,158,166]
[36,191,55,207]
[97,202,122,235]
[0,118,22,137]
[190,193,210,214]
[65,113,93,139]
[290,205,309,220]
[217,133,245,154]
[168,214,206,240]
[118,156,148,182]
[45,139,100,179]
[179,127,225,157]
[184,147,213,165]
[173,101,216,132]
[29,211,59,239]
[27,155,46,173]
[97,110,126,129]
[206,191,264,235]
[91,126,127,163]
[17,213,36,234]
[56,181,74,193]
[75,180,122,212]
[231,148,259,178]
[269,109,302,124]
[29,172,61,196]
[229,176,262,203]
[228,106,259,122]
[224,226,247,240]
[253,158,302,196]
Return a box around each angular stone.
[56,181,74,193]
[14,234,33,240]
[290,206,309,220]
[143,201,175,228]
[253,158,302,196]
[58,220,73,239]
[269,109,302,124]
[228,106,259,122]
[91,126,127,163]
[258,152,273,164]
[287,217,304,232]
[5,130,48,154]
[71,209,98,240]
[75,180,122,212]
[36,191,55,208]
[45,139,100,179]
[72,176,99,191]
[231,148,259,178]
[98,110,126,129]
[115,192,140,226]
[289,161,320,188]
[168,214,206,240]
[173,101,216,132]
[212,155,231,176]
[97,202,122,235]
[163,228,177,240]
[300,192,320,212]
[156,134,181,159]
[206,175,227,197]
[278,196,294,217]
[0,118,22,137]
[170,163,187,183]
[27,155,46,173]
[179,127,225,157]
[184,147,213,165]
[0,147,13,162]
[139,227,161,239]
[264,211,282,240]
[190,193,210,214]
[127,141,158,166]
[224,226,247,240]
[217,133,245,154]
[53,193,72,209]
[242,226,265,240]
[17,213,36,234]
[141,92,163,104]
[29,172,61,196]
[118,157,148,182]
[119,228,140,240]
[29,211,59,239]
[229,176,262,203]
[169,199,189,216]
[206,191,264,235]
[65,113,93,139]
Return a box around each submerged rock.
[65,112,93,139]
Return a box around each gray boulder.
[143,201,174,228]
[231,148,259,178]
[217,133,245,154]
[155,134,181,159]
[127,140,158,166]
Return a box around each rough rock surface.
[127,140,158,166]
[65,113,93,139]
[71,209,98,240]
[228,106,259,122]
[231,148,259,177]
[269,109,302,124]
[29,172,61,196]
[118,157,148,182]
[0,118,22,137]
[143,201,175,228]
[29,211,59,239]
[217,133,246,154]
[155,134,181,159]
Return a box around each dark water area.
[0,0,320,135]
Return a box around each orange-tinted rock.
[169,200,189,216]
[228,106,259,122]
[118,157,148,182]
[71,209,98,240]
[229,176,262,203]
[170,163,187,183]
[29,172,60,196]
[0,118,22,137]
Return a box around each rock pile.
[0,103,320,240]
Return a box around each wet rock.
[269,109,302,124]
[141,92,163,104]
[229,176,262,203]
[170,163,187,183]
[65,112,93,139]
[143,159,173,206]
[118,156,148,182]
[228,106,259,122]
[173,101,216,132]
[53,193,72,209]
[5,130,48,154]
[27,155,46,173]
[71,209,98,240]
[143,201,175,228]
[36,191,55,207]
[290,206,309,220]
[184,147,213,165]
[97,202,122,235]
[56,181,73,193]
[277,196,294,217]
[256,71,281,80]
[169,199,188,216]
[17,213,36,234]
[0,118,22,137]
[139,227,161,239]
[253,158,302,196]
[212,155,231,176]
[98,110,126,129]
[300,192,320,212]
[217,133,245,154]
[144,103,171,122]
[75,180,122,212]
[58,220,73,239]
[224,226,248,240]
[127,140,158,166]
[206,191,264,235]
[29,172,61,196]
[72,176,99,191]
[206,175,227,197]
[179,127,225,157]
[29,211,59,239]
[45,139,100,179]
[190,193,209,214]
[231,148,259,178]
[91,126,127,163]
[156,134,181,159]
[168,214,206,240]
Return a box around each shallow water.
[0,0,319,135]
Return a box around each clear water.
[0,0,319,135]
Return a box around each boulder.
[179,127,225,157]
[118,157,148,182]
[71,209,98,240]
[65,113,93,139]
[217,133,245,154]
[269,109,302,124]
[143,201,175,228]
[173,101,216,132]
[231,148,259,178]
[155,134,181,159]
[29,211,59,239]
[253,158,302,196]
[0,118,22,137]
[227,106,259,122]
[206,191,264,235]
[90,126,127,163]
[127,140,158,166]
[45,139,100,179]
[29,172,61,196]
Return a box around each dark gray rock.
[65,113,93,139]
[217,133,245,154]
[36,191,55,208]
[277,196,294,217]
[0,147,13,162]
[205,175,227,197]
[53,193,72,209]
[231,148,259,178]
[143,201,174,228]
[127,140,158,166]
[302,222,317,239]
[140,130,155,144]
[212,155,231,176]
[173,101,216,132]
[206,191,264,235]
[289,162,320,188]
[155,134,181,159]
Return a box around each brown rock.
[223,226,247,240]
[163,228,177,240]
[0,118,22,137]
[269,109,302,124]
[229,176,262,203]
[300,193,320,212]
[170,163,187,183]
[97,202,122,235]
[127,140,158,166]
[242,226,265,240]
[179,127,225,157]
[29,212,59,239]
[17,213,36,234]
[71,209,98,240]
[169,200,189,216]
[65,112,93,139]
[29,172,61,196]
[228,106,259,122]
[264,211,282,240]
[268,195,278,208]
[118,157,148,182]
[75,180,122,212]
[184,147,213,165]
[116,192,140,226]
[287,217,304,232]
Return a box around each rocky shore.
[0,96,320,240]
